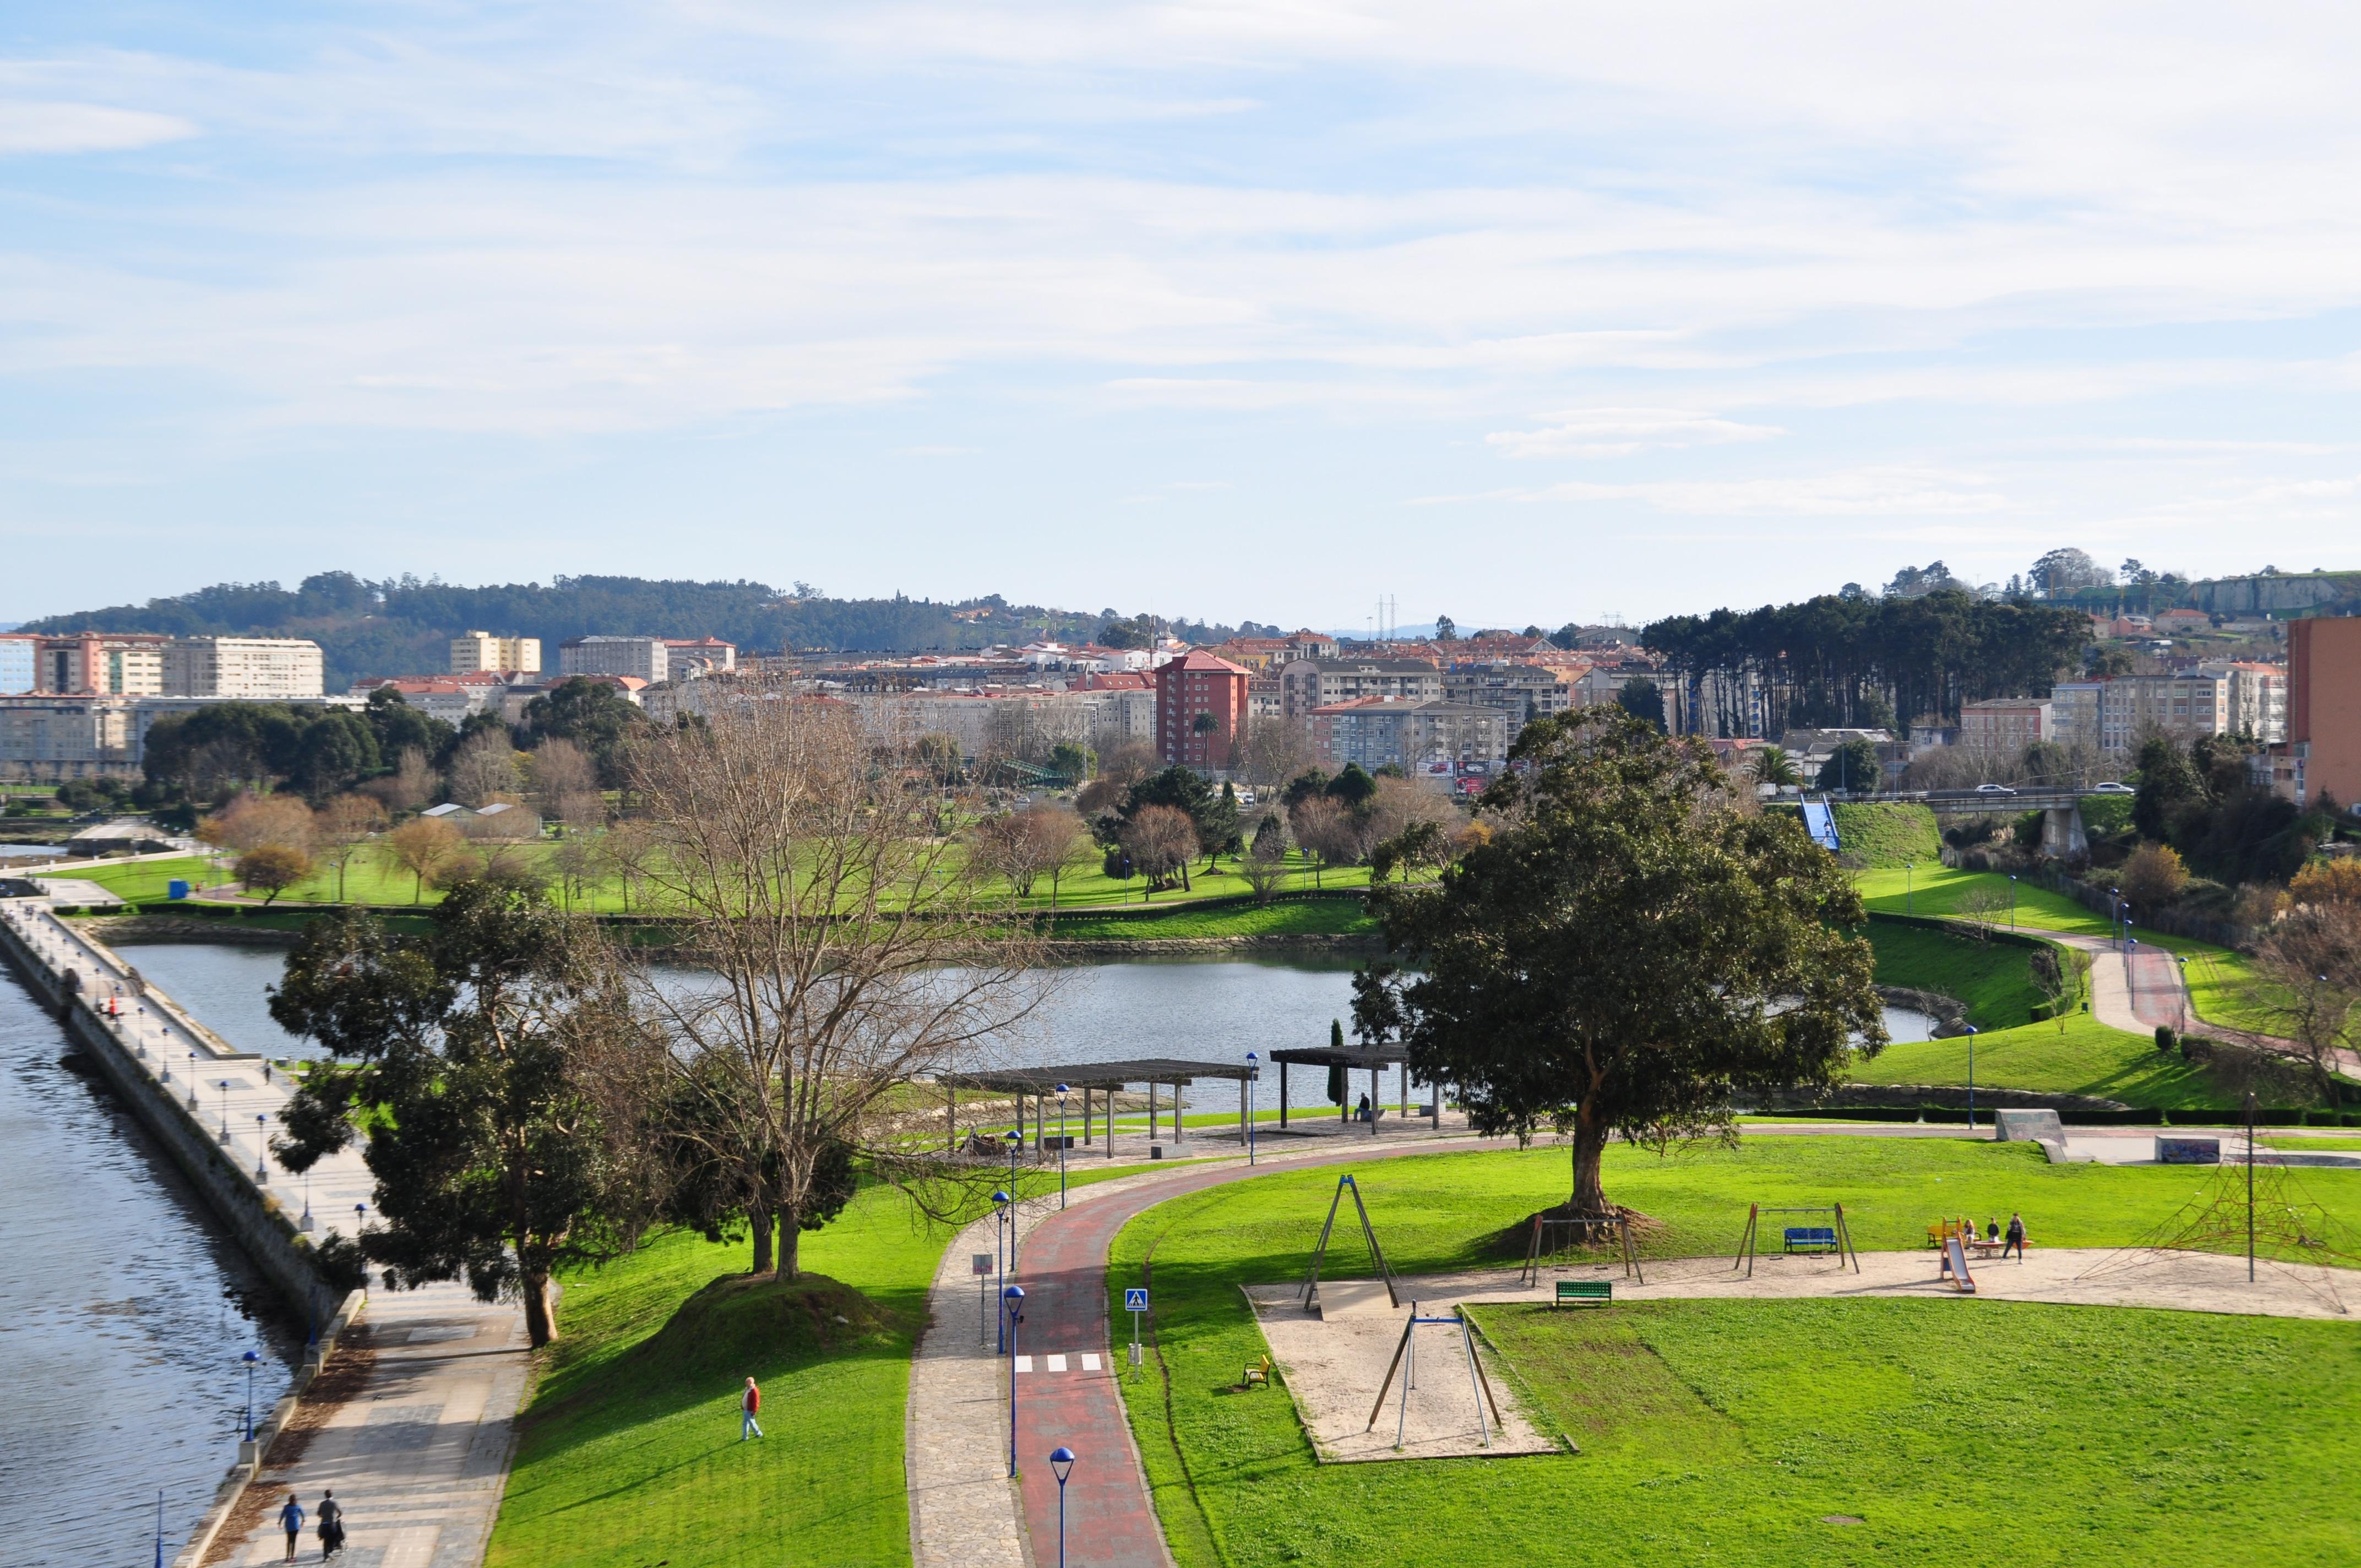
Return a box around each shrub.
[2120,841,2189,911]
[2290,856,2361,907]
[2155,1023,2175,1054]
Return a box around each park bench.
[1554,1280,1613,1309]
[1782,1226,1840,1254]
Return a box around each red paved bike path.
[1006,1140,1500,1568]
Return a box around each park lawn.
[1860,919,2046,1028]
[2264,1137,2361,1151]
[1855,867,2271,1035]
[1845,1011,2224,1108]
[1046,897,1376,941]
[1108,1140,2361,1568]
[1827,801,1943,867]
[487,1162,1163,1568]
[62,854,214,902]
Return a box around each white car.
[1974,783,2016,796]
[2091,781,2135,794]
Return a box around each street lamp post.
[241,1348,261,1441]
[2129,937,2139,1010]
[253,1113,269,1182]
[1049,1447,1077,1568]
[1004,1130,1023,1269]
[217,1079,232,1142]
[1245,1052,1259,1165]
[1003,1284,1026,1478]
[1965,1026,1978,1130]
[187,1053,200,1108]
[991,1190,1011,1352]
[1905,862,1914,916]
[2008,874,2017,931]
[1056,1085,1070,1210]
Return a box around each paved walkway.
[2055,929,2361,1078]
[0,900,530,1568]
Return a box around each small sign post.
[973,1253,994,1346]
[1124,1287,1149,1375]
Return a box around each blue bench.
[1783,1226,1840,1254]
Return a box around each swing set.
[1364,1300,1505,1451]
[1731,1201,1860,1275]
[1300,1173,1399,1310]
[1516,1211,1645,1286]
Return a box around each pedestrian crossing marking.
[1014,1355,1034,1373]
[1080,1353,1102,1371]
[1046,1354,1068,1371]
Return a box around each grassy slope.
[1860,919,2043,1027]
[1845,1011,2222,1107]
[1829,801,1943,867]
[1109,1140,2361,1568]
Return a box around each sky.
[5,3,2361,630]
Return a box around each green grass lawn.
[1829,801,1942,867]
[1109,1140,2361,1568]
[61,854,214,902]
[488,1161,1163,1568]
[1845,1012,2226,1108]
[1047,897,1376,941]
[1860,919,2046,1027]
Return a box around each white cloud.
[0,99,195,153]
[1486,407,1783,460]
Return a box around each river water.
[1,940,1932,1562]
[0,967,300,1568]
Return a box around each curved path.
[2054,930,2361,1079]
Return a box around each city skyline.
[6,5,2361,624]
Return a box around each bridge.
[1814,787,2134,859]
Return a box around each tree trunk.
[1567,1103,1611,1216]
[523,1269,556,1348]
[774,1206,802,1281]
[749,1202,774,1275]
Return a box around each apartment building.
[559,635,670,684]
[1959,698,2052,752]
[2196,661,2288,743]
[162,636,325,699]
[663,637,738,678]
[2047,681,2106,753]
[1156,650,1251,769]
[1441,662,1573,726]
[1309,698,1509,778]
[0,634,34,695]
[0,696,139,778]
[29,634,169,696]
[449,631,542,676]
[2264,616,2361,810]
[1277,657,1442,720]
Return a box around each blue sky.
[6,2,2360,628]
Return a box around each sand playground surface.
[1246,1246,2352,1463]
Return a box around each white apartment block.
[162,637,325,699]
[450,631,542,675]
[559,636,670,684]
[0,696,139,779]
[2196,661,2288,743]
[1278,658,1443,720]
[1441,664,1575,723]
[29,634,168,696]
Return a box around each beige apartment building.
[1959,697,2052,753]
[29,634,168,696]
[449,630,542,675]
[162,637,325,699]
[1278,658,1442,720]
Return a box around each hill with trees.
[19,573,1273,690]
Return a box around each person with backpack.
[2003,1212,2028,1261]
[276,1495,305,1564]
[741,1376,764,1441]
[317,1490,345,1558]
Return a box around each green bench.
[1554,1280,1613,1309]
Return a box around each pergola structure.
[1265,1043,1435,1134]
[936,1058,1262,1157]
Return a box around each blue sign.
[1124,1288,1149,1312]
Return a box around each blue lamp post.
[1003,1284,1026,1478]
[1004,1128,1022,1261]
[1056,1084,1070,1210]
[1905,862,1914,915]
[241,1348,261,1441]
[991,1189,1011,1349]
[1049,1447,1078,1568]
[254,1113,269,1182]
[1245,1052,1259,1165]
[2008,874,2017,931]
[2129,937,2139,1009]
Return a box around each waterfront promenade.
[0,897,526,1568]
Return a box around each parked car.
[2091,781,2135,794]
[1974,783,2016,796]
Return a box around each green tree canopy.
[1357,709,1883,1217]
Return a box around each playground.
[1112,1138,2361,1566]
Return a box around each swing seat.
[1783,1227,1839,1254]
[1554,1280,1612,1308]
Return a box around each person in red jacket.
[741,1376,764,1441]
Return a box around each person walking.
[277,1494,306,1564]
[317,1490,344,1559]
[2003,1212,2027,1262]
[741,1376,764,1441]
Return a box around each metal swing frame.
[1732,1201,1860,1276]
[1300,1173,1399,1310]
[1517,1211,1645,1286]
[1364,1301,1505,1450]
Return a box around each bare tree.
[2248,903,2361,1107]
[314,793,388,902]
[448,729,523,807]
[1237,823,1292,903]
[1236,716,1315,790]
[1040,810,1096,913]
[364,746,442,815]
[625,688,1048,1279]
[528,738,600,816]
[199,793,316,857]
[1120,803,1199,897]
[385,816,466,902]
[1288,794,1356,888]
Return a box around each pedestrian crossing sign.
[1124,1288,1149,1311]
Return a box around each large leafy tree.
[1357,709,1883,1217]
[268,880,652,1346]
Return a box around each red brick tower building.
[1155,650,1250,770]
